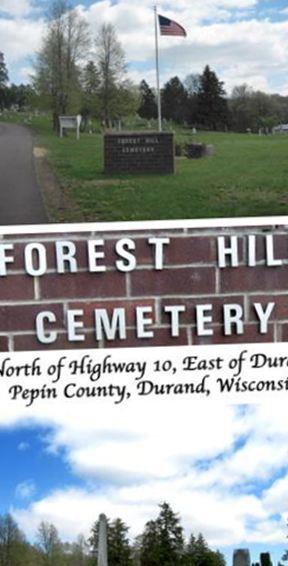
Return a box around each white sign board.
[59,114,82,139]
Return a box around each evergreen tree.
[108,518,133,565]
[140,520,160,566]
[156,502,184,564]
[260,553,273,566]
[161,76,188,123]
[89,516,132,566]
[138,80,157,120]
[139,502,185,566]
[197,65,228,130]
[184,533,225,566]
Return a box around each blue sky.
[1,0,288,95]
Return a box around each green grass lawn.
[4,112,288,222]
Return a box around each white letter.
[224,304,244,335]
[0,244,14,276]
[266,234,282,266]
[115,238,136,272]
[136,306,154,338]
[164,305,185,337]
[148,237,170,269]
[36,311,57,344]
[254,302,274,334]
[67,310,85,341]
[95,308,126,340]
[25,243,47,276]
[88,240,106,272]
[248,235,256,266]
[196,304,213,336]
[56,241,77,273]
[218,236,239,268]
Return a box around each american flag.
[158,14,187,37]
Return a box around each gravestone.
[98,513,108,566]
[185,143,215,159]
[233,549,251,566]
[104,131,174,174]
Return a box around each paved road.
[0,122,47,225]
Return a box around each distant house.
[273,123,288,133]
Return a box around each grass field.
[4,113,288,222]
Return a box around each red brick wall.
[0,224,287,351]
[104,132,175,174]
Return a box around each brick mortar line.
[0,291,286,306]
[5,260,288,278]
[0,263,218,276]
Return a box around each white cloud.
[15,480,36,500]
[0,17,44,63]
[0,0,32,17]
[17,441,30,451]
[79,3,288,94]
[2,397,287,547]
[1,0,288,94]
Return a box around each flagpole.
[154,5,162,132]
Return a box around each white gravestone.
[98,513,108,566]
[59,114,82,139]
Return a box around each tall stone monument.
[98,513,108,566]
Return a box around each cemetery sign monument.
[104,131,175,174]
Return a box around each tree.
[229,83,253,132]
[34,0,91,129]
[0,52,9,110]
[139,502,185,566]
[7,84,37,111]
[229,84,282,132]
[36,521,64,565]
[184,73,201,125]
[0,513,30,566]
[197,65,228,130]
[138,80,157,121]
[260,553,273,566]
[184,533,225,566]
[108,518,133,565]
[80,60,100,128]
[94,23,127,126]
[162,76,188,124]
[140,520,160,566]
[62,534,91,566]
[89,516,132,566]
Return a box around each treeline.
[0,502,225,565]
[1,0,288,133]
[139,72,288,133]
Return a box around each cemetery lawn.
[28,116,288,221]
